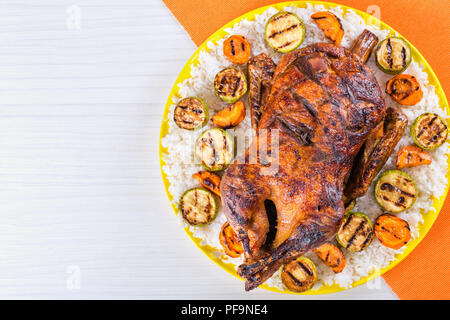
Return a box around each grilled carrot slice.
[375,214,411,249]
[219,222,244,258]
[313,243,346,273]
[192,171,221,196]
[386,74,423,105]
[396,146,432,169]
[311,11,344,45]
[223,35,251,65]
[212,101,246,128]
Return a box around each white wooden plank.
[0,0,397,299]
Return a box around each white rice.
[161,4,449,290]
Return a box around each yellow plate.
[159,1,449,294]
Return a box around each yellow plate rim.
[159,0,449,295]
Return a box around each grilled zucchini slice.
[336,212,374,252]
[195,128,234,171]
[214,68,247,103]
[411,113,448,150]
[174,97,209,130]
[265,12,305,53]
[281,256,317,292]
[375,37,411,74]
[180,188,218,225]
[374,170,417,213]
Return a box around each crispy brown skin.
[348,29,378,63]
[221,41,386,291]
[248,53,276,131]
[344,107,408,200]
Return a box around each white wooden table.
[0,0,397,299]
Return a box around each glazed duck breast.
[220,29,407,291]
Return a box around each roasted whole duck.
[220,30,407,291]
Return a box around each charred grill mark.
[223,133,229,154]
[297,261,313,276]
[272,13,289,21]
[417,116,437,138]
[218,75,227,94]
[387,38,393,68]
[428,129,445,145]
[311,15,327,20]
[397,196,405,205]
[221,227,228,242]
[203,177,214,189]
[286,271,303,286]
[231,77,241,97]
[334,258,341,268]
[361,230,373,249]
[401,47,407,68]
[230,40,235,56]
[192,108,204,114]
[268,24,300,39]
[341,214,353,231]
[177,119,193,125]
[346,220,365,248]
[207,137,218,165]
[390,78,414,101]
[193,189,198,207]
[381,226,402,239]
[380,182,416,198]
[204,197,212,219]
[278,41,293,49]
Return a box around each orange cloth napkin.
[162,0,450,300]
